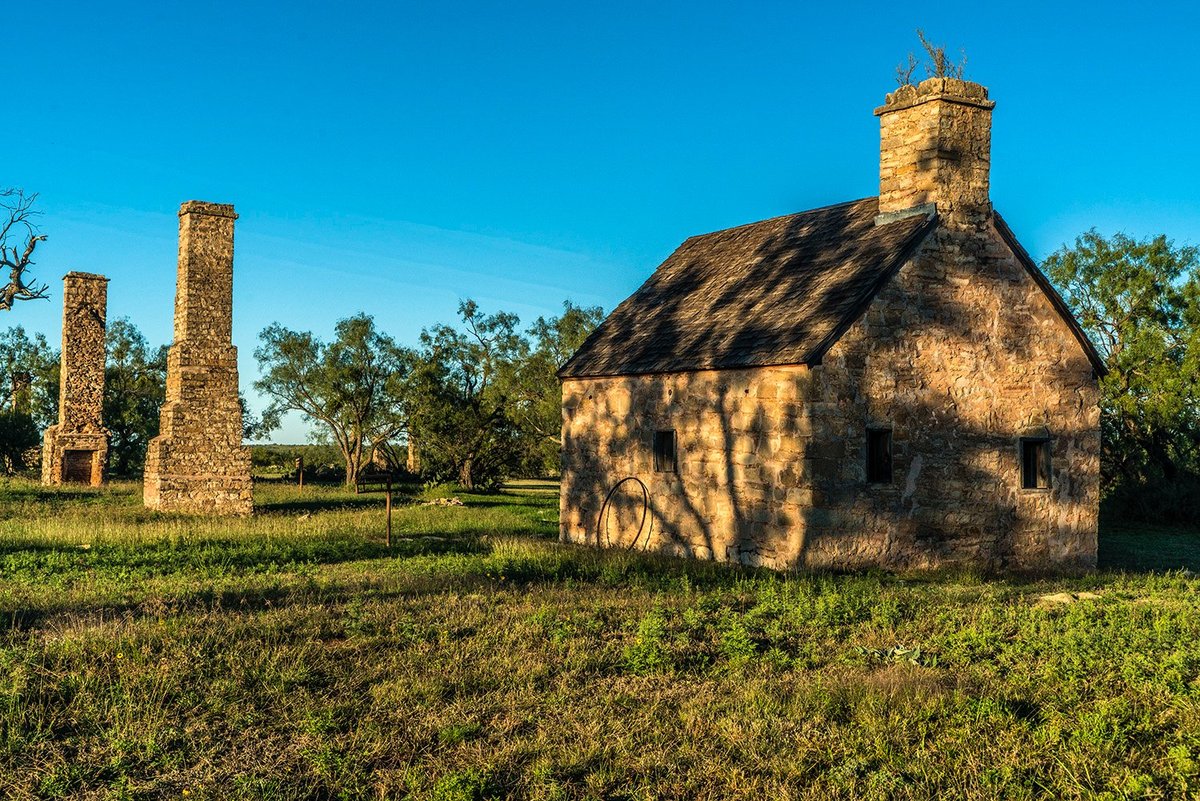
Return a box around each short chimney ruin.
[10,371,32,414]
[42,272,109,486]
[875,77,995,229]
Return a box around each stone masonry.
[143,201,253,515]
[42,272,109,486]
[560,77,1102,571]
[877,77,994,230]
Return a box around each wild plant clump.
[896,28,968,86]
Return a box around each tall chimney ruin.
[143,201,253,515]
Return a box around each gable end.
[803,210,938,366]
[992,213,1108,377]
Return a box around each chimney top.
[179,201,237,219]
[876,77,995,116]
[61,271,109,283]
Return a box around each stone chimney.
[143,201,252,515]
[875,77,995,229]
[42,272,109,486]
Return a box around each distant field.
[1,478,1198,800]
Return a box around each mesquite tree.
[1044,229,1200,520]
[1,189,50,312]
[254,314,410,487]
[405,300,527,490]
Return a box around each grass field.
[1,478,1199,800]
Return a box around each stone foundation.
[143,201,252,515]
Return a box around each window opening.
[654,430,676,473]
[1021,438,1051,490]
[867,428,893,484]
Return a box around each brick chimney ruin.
[875,77,995,229]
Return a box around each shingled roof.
[558,197,936,378]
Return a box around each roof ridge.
[559,197,934,379]
[681,196,878,243]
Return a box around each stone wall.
[42,272,109,486]
[807,223,1100,570]
[560,366,815,568]
[143,201,252,515]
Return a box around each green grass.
[1,478,1199,800]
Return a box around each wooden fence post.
[385,474,393,550]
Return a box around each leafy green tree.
[406,300,528,490]
[103,318,168,476]
[513,301,604,475]
[0,410,38,474]
[254,314,410,487]
[0,325,58,429]
[1044,230,1200,519]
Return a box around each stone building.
[143,201,253,515]
[43,272,109,486]
[558,77,1106,571]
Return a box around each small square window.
[866,428,892,484]
[654,430,676,473]
[1021,438,1051,490]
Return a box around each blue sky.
[8,1,1200,442]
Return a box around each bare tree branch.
[0,189,51,312]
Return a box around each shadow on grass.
[14,525,1184,635]
[0,483,126,506]
[0,531,489,588]
[1,534,493,631]
[256,495,416,514]
[455,495,560,511]
[1098,523,1200,573]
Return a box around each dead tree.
[0,189,50,312]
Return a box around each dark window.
[866,428,892,484]
[1021,438,1051,489]
[654,430,676,473]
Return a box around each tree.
[1,189,50,312]
[0,325,58,429]
[254,314,410,488]
[406,300,528,490]
[104,318,168,476]
[0,326,56,474]
[1044,229,1200,519]
[0,410,38,474]
[512,301,604,475]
